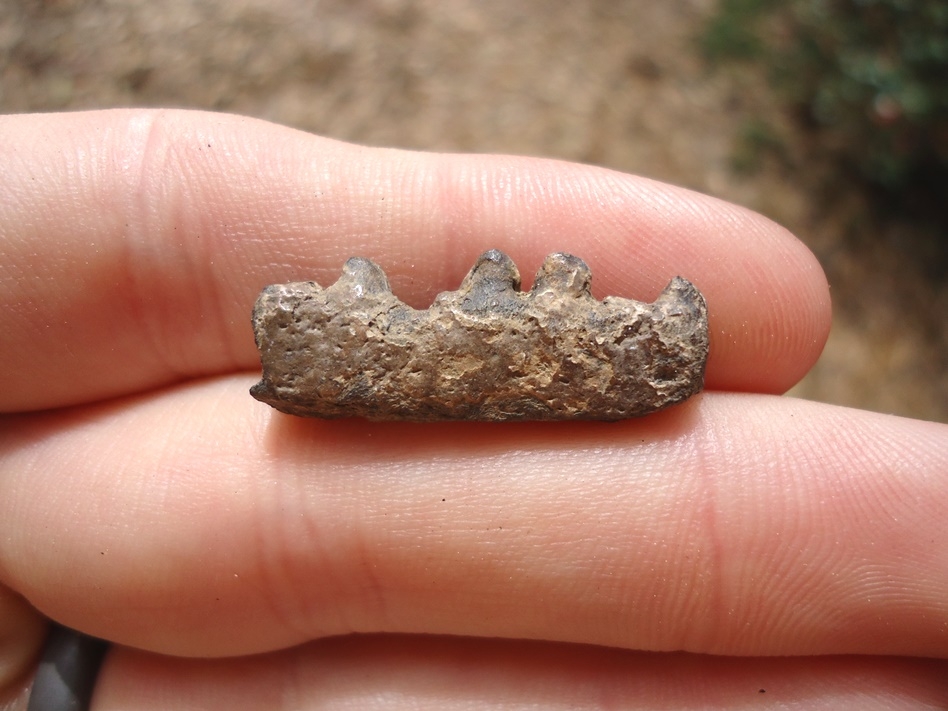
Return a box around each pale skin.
[0,109,946,709]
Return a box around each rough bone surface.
[250,250,709,421]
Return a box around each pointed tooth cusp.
[654,276,706,320]
[457,249,521,299]
[532,253,592,298]
[454,250,523,313]
[461,250,521,291]
[335,257,392,298]
[656,276,696,303]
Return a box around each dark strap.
[27,623,109,711]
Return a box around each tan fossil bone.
[250,250,708,421]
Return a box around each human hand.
[1,109,946,709]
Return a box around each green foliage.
[701,0,783,61]
[730,118,787,174]
[703,0,948,217]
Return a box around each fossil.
[250,250,708,421]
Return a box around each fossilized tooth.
[250,250,709,421]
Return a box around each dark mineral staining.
[250,250,709,421]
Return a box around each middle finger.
[1,376,946,658]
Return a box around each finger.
[2,379,945,658]
[94,636,948,711]
[0,584,46,709]
[0,109,830,412]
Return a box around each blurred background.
[2,0,945,421]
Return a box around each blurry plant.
[730,118,788,174]
[702,0,948,221]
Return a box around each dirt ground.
[2,0,945,421]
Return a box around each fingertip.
[0,586,47,708]
[700,214,832,394]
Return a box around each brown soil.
[2,0,945,421]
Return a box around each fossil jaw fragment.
[250,250,709,421]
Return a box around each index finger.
[0,109,830,412]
